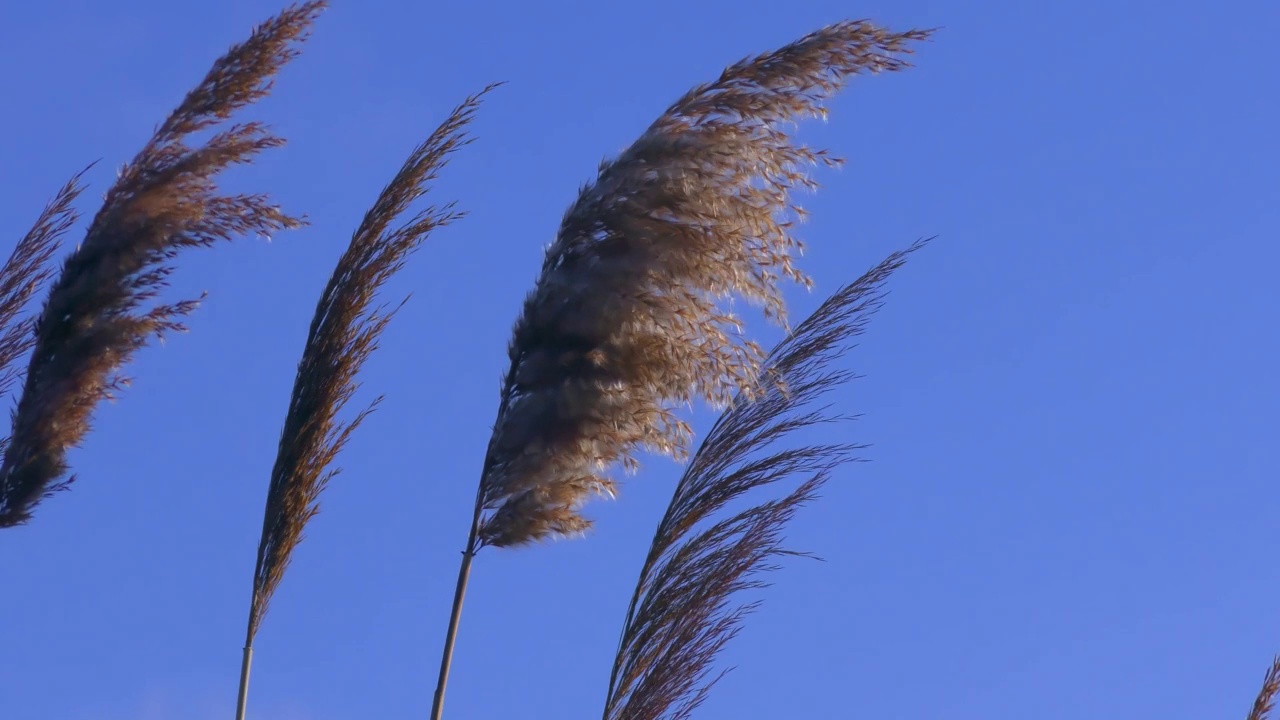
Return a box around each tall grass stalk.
[237,87,494,720]
[430,19,932,720]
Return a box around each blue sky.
[2,0,1278,718]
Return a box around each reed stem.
[235,644,254,720]
[430,512,480,720]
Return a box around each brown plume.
[0,1,324,528]
[602,239,929,720]
[476,20,934,547]
[244,86,494,642]
[0,172,86,411]
[1249,657,1280,720]
[237,81,493,720]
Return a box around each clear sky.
[2,1,1277,718]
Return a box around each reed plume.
[235,87,493,720]
[0,1,324,528]
[477,20,933,548]
[1248,657,1280,720]
[429,20,931,719]
[602,239,928,720]
[0,172,86,412]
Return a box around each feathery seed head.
[0,1,325,528]
[1249,656,1280,720]
[245,86,494,640]
[603,239,932,720]
[476,20,933,547]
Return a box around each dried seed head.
[0,1,325,528]
[477,20,933,547]
[0,171,85,409]
[604,239,932,720]
[1249,656,1280,720]
[246,86,491,638]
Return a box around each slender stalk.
[430,360,521,719]
[430,18,929,716]
[234,644,254,720]
[232,84,490,718]
[430,534,477,720]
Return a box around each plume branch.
[237,82,494,720]
[0,171,87,408]
[1248,656,1280,720]
[602,238,931,720]
[477,19,933,548]
[0,1,325,528]
[245,85,495,641]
